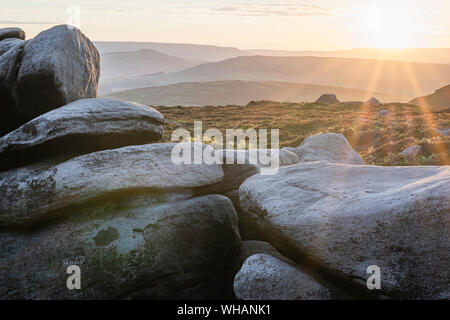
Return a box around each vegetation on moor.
[154,101,449,166]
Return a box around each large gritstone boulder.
[0,25,100,136]
[293,133,364,165]
[0,143,223,226]
[0,98,164,171]
[0,195,241,299]
[234,254,333,300]
[315,94,339,104]
[239,162,450,299]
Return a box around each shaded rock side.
[0,195,241,299]
[234,254,333,300]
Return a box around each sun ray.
[399,59,448,163]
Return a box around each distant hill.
[95,41,246,62]
[244,48,450,65]
[100,49,199,80]
[102,80,405,106]
[409,84,450,112]
[99,56,450,98]
[95,42,450,65]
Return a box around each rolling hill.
[244,48,450,65]
[95,41,245,62]
[100,49,199,80]
[95,42,450,65]
[102,80,405,106]
[99,56,450,98]
[409,84,450,112]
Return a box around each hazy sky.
[1,0,450,50]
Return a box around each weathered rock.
[294,133,364,165]
[0,41,24,134]
[234,254,333,300]
[378,109,390,117]
[0,27,25,41]
[239,162,450,299]
[222,189,263,240]
[238,241,292,266]
[197,162,259,196]
[436,128,450,137]
[218,149,299,169]
[281,146,297,154]
[223,189,241,210]
[366,97,381,105]
[401,145,422,161]
[315,94,339,104]
[0,143,223,226]
[276,149,299,166]
[0,25,100,136]
[0,195,241,299]
[0,98,164,171]
[17,25,100,116]
[197,149,298,197]
[0,38,24,56]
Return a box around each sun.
[364,6,414,49]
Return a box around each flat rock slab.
[239,162,450,299]
[234,254,333,300]
[0,143,223,226]
[0,98,164,171]
[0,195,241,299]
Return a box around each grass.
[153,101,449,166]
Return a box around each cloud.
[423,25,450,35]
[210,3,334,17]
[141,2,334,17]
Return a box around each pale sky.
[1,0,450,50]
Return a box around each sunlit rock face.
[217,149,299,169]
[0,98,164,172]
[0,143,224,226]
[239,162,450,299]
[292,133,365,165]
[0,195,241,299]
[0,25,100,136]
